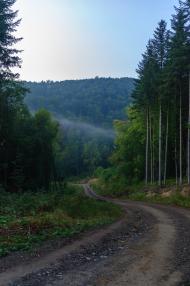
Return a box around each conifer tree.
[133,40,159,184]
[180,0,190,183]
[0,0,23,188]
[167,5,189,185]
[0,0,22,80]
[152,20,170,186]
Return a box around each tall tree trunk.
[164,110,169,185]
[152,123,155,183]
[159,103,162,186]
[188,71,190,184]
[175,137,178,186]
[145,109,149,184]
[179,87,182,185]
[149,112,153,184]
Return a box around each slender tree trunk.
[149,112,153,184]
[145,109,149,184]
[175,137,178,186]
[188,71,190,184]
[179,87,182,185]
[164,110,169,185]
[159,103,162,186]
[152,123,155,183]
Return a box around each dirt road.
[0,184,190,285]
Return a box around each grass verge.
[0,185,122,257]
[91,179,190,209]
[128,191,190,208]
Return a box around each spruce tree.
[133,40,159,184]
[152,20,170,186]
[180,0,190,183]
[0,0,23,188]
[167,5,189,185]
[0,0,22,80]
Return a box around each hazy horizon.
[23,75,135,83]
[15,0,178,81]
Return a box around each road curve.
[84,184,190,286]
[0,184,190,286]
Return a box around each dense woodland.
[24,78,134,127]
[0,0,134,191]
[0,0,125,255]
[2,0,190,195]
[100,0,190,191]
[24,78,134,179]
[0,0,60,191]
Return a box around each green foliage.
[128,191,190,209]
[0,0,22,80]
[55,128,114,179]
[98,2,190,190]
[0,185,122,256]
[111,107,145,183]
[24,78,134,128]
[0,1,60,192]
[23,78,135,179]
[95,107,146,195]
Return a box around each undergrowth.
[91,179,190,209]
[128,191,190,208]
[0,185,122,257]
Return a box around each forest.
[1,0,190,195]
[98,0,190,194]
[1,0,190,193]
[0,0,61,192]
[0,0,125,256]
[24,78,134,127]
[24,78,134,179]
[2,1,190,284]
[0,0,134,191]
[1,0,190,265]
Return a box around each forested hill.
[24,77,135,127]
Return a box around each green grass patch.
[128,191,190,208]
[0,185,122,257]
[92,178,190,210]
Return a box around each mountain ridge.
[24,77,135,128]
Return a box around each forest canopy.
[24,78,134,128]
[23,78,135,179]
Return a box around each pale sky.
[14,0,178,81]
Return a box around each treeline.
[100,0,190,189]
[0,0,59,192]
[24,77,134,128]
[24,76,134,180]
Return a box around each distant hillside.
[24,77,135,128]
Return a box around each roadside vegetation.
[92,178,190,209]
[128,191,190,208]
[0,184,122,257]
